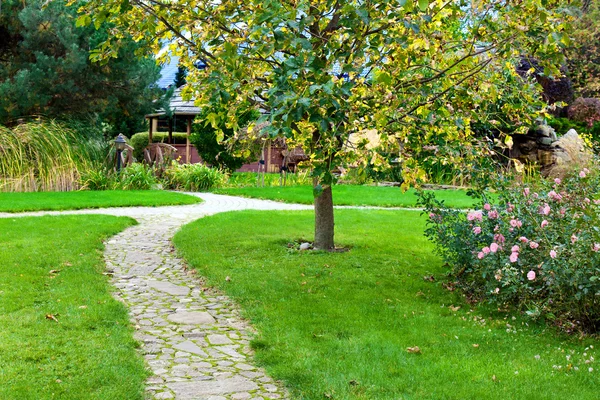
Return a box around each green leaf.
[75,15,92,28]
[418,0,428,12]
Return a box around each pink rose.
[593,243,600,252]
[548,190,562,201]
[509,252,519,263]
[539,204,551,215]
[506,203,514,213]
[490,243,499,253]
[585,198,591,204]
[429,212,436,219]
[571,234,578,244]
[467,211,483,221]
[484,203,491,211]
[473,226,482,234]
[554,178,561,185]
[527,270,536,281]
[550,250,557,259]
[519,236,529,243]
[560,208,566,215]
[511,245,520,253]
[510,219,522,228]
[580,170,587,178]
[494,234,505,244]
[482,247,491,255]
[541,220,548,228]
[529,241,539,249]
[523,188,530,197]
[487,210,499,219]
[477,252,485,259]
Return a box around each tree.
[565,1,600,98]
[79,0,570,249]
[190,108,260,172]
[0,0,162,135]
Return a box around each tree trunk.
[314,183,335,250]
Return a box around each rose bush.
[418,166,600,332]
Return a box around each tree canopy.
[566,1,600,98]
[0,0,162,135]
[79,0,571,248]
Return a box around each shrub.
[418,167,600,332]
[78,165,117,190]
[163,162,227,191]
[117,163,159,190]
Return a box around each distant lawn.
[174,210,599,400]
[0,190,201,212]
[216,185,483,209]
[0,215,146,399]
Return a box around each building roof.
[146,87,201,118]
[157,56,179,89]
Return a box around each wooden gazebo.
[145,87,201,163]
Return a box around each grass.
[174,210,599,400]
[216,185,484,209]
[0,215,147,399]
[0,190,202,212]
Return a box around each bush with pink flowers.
[419,166,600,332]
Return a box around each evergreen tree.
[0,0,162,135]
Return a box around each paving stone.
[147,280,191,296]
[173,341,208,357]
[207,334,233,345]
[168,311,216,325]
[166,377,259,398]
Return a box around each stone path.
[1,194,311,400]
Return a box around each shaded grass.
[0,215,146,399]
[0,190,201,212]
[174,210,599,400]
[216,185,483,209]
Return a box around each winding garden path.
[1,194,310,400]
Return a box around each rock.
[167,311,216,325]
[299,242,311,251]
[543,129,592,178]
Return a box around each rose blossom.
[593,243,600,252]
[509,252,519,263]
[571,234,578,244]
[490,243,499,253]
[506,203,514,213]
[488,210,499,219]
[554,178,561,185]
[477,252,485,259]
[541,220,549,228]
[523,188,530,197]
[580,170,587,178]
[527,270,536,281]
[473,226,482,234]
[467,210,483,221]
[510,219,522,228]
[519,236,529,243]
[529,241,539,249]
[484,203,491,211]
[511,245,520,253]
[482,246,491,254]
[494,234,505,244]
[540,204,551,215]
[550,250,557,259]
[548,190,562,201]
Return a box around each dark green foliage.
[0,0,162,135]
[190,109,260,172]
[174,66,187,88]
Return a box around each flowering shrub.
[418,167,600,332]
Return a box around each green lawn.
[174,210,598,400]
[0,190,201,212]
[216,185,482,209]
[0,215,147,399]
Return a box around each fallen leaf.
[492,375,498,382]
[49,270,60,274]
[135,324,141,330]
[406,346,421,354]
[449,305,461,312]
[56,379,62,383]
[78,305,87,309]
[63,262,72,267]
[225,276,231,282]
[423,275,435,282]
[45,314,59,323]
[473,344,479,348]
